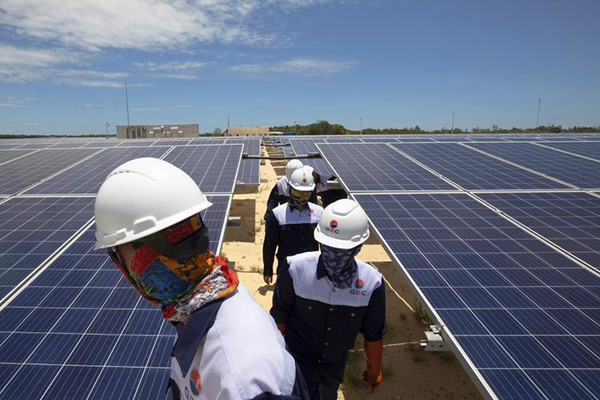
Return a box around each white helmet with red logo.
[289,167,315,192]
[285,159,304,180]
[314,199,370,249]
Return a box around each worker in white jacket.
[94,158,309,400]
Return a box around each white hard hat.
[314,199,370,249]
[303,165,314,175]
[94,158,212,250]
[285,159,304,180]
[289,167,315,192]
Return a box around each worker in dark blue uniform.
[264,159,305,221]
[263,167,323,285]
[271,199,386,399]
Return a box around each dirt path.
[221,151,482,400]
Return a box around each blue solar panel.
[360,138,400,143]
[49,142,90,149]
[163,144,242,193]
[479,192,600,270]
[0,197,95,301]
[226,138,261,156]
[354,193,600,400]
[394,143,570,190]
[291,138,325,155]
[0,149,100,196]
[118,140,158,147]
[304,158,333,180]
[151,139,191,146]
[0,195,230,399]
[0,150,35,165]
[24,147,170,195]
[538,142,600,161]
[282,147,295,157]
[318,143,455,191]
[237,159,260,184]
[468,143,600,189]
[82,141,123,148]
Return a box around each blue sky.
[0,0,599,135]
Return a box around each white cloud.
[133,61,207,71]
[228,59,356,76]
[0,1,340,51]
[0,102,23,108]
[176,105,193,108]
[147,73,200,80]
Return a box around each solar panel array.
[309,133,600,400]
[0,136,249,399]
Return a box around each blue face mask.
[321,244,362,289]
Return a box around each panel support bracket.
[421,325,450,352]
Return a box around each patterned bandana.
[321,244,362,289]
[118,246,238,321]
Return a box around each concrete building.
[224,126,270,137]
[116,124,199,139]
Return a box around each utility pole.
[536,98,541,128]
[360,117,363,135]
[125,83,131,138]
[452,113,455,134]
[105,122,110,139]
[227,115,230,129]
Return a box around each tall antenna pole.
[452,113,455,134]
[360,117,363,135]
[125,83,131,138]
[227,115,230,129]
[536,98,541,128]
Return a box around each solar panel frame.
[0,194,231,399]
[0,197,95,302]
[478,192,600,271]
[22,147,170,195]
[0,149,101,196]
[317,143,457,192]
[0,150,37,166]
[535,142,600,162]
[353,192,600,400]
[162,144,243,193]
[393,143,571,191]
[467,143,600,190]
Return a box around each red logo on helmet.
[302,178,307,182]
[330,220,338,228]
[355,279,365,289]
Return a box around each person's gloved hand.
[362,370,383,393]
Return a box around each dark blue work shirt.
[271,251,386,364]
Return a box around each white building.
[116,124,199,139]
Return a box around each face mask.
[109,215,213,305]
[321,244,362,289]
[290,187,312,207]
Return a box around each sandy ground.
[221,147,482,400]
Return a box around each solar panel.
[317,143,455,192]
[82,141,123,148]
[394,143,570,190]
[152,140,191,146]
[468,143,600,189]
[0,197,95,301]
[479,192,600,270]
[354,192,600,400]
[24,147,170,195]
[432,137,472,143]
[0,144,25,150]
[282,147,295,157]
[0,194,230,399]
[237,159,260,184]
[0,149,99,196]
[396,138,436,143]
[291,138,325,155]
[163,144,242,193]
[304,158,333,180]
[118,140,157,147]
[0,150,35,165]
[13,143,54,150]
[226,138,261,156]
[538,142,600,162]
[48,142,89,149]
[360,138,399,143]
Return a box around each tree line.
[271,121,600,135]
